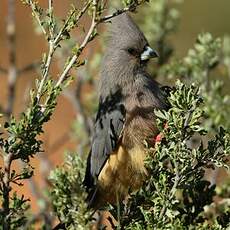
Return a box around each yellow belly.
[97,144,148,204]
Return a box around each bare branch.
[36,1,92,101]
[48,0,53,10]
[36,42,55,101]
[28,0,47,36]
[55,0,99,87]
[5,0,17,118]
[48,0,54,41]
[53,0,91,47]
[26,1,54,101]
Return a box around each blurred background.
[0,0,230,214]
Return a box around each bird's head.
[100,13,159,96]
[106,13,158,67]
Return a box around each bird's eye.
[127,48,137,55]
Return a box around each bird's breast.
[97,144,147,204]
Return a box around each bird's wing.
[84,96,125,190]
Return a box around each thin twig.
[98,0,146,22]
[2,152,14,230]
[6,0,17,118]
[26,1,54,101]
[48,0,53,11]
[53,0,91,47]
[36,41,54,101]
[48,0,54,40]
[28,0,47,36]
[55,0,99,88]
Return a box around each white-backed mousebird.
[84,13,169,208]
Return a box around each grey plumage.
[84,13,169,208]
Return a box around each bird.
[84,12,169,208]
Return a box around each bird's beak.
[141,46,159,61]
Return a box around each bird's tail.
[83,150,102,209]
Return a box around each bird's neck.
[99,55,142,98]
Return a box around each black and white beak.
[141,46,159,61]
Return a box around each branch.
[53,0,91,48]
[35,0,55,101]
[28,0,47,36]
[5,0,17,118]
[48,0,54,41]
[2,152,14,230]
[36,41,54,101]
[36,1,92,101]
[55,0,99,88]
[98,0,146,23]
